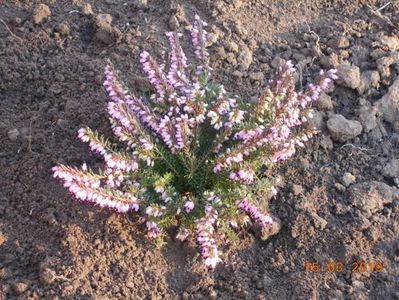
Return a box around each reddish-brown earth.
[0,1,398,299]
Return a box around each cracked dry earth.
[0,0,399,299]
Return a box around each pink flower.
[184,201,195,213]
[238,198,273,227]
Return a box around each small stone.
[95,14,112,28]
[12,282,28,294]
[359,106,378,133]
[56,23,70,36]
[226,41,239,53]
[40,268,56,285]
[342,172,356,187]
[231,0,245,8]
[237,45,253,70]
[357,71,380,95]
[7,128,20,141]
[336,65,361,89]
[209,289,217,299]
[315,93,333,111]
[133,0,148,8]
[226,53,237,65]
[376,56,394,79]
[348,181,396,218]
[249,72,264,82]
[334,182,346,192]
[168,15,179,30]
[270,57,285,69]
[377,34,399,51]
[319,135,334,151]
[207,31,220,46]
[352,280,365,290]
[32,4,51,25]
[310,213,328,230]
[0,268,8,279]
[327,114,362,142]
[337,36,350,48]
[81,3,93,15]
[14,17,22,26]
[320,53,340,69]
[307,110,325,131]
[232,70,243,78]
[365,226,381,242]
[215,46,227,59]
[381,159,399,179]
[332,36,350,49]
[375,78,399,124]
[350,45,370,66]
[291,184,304,195]
[94,14,122,44]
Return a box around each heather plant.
[53,15,337,269]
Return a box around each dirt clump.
[32,4,51,25]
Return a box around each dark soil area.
[1,1,398,299]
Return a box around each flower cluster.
[53,15,337,269]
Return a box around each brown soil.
[1,1,398,299]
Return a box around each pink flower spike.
[184,201,195,213]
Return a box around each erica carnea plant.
[53,15,337,269]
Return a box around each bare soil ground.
[0,0,398,299]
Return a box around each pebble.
[381,159,399,179]
[326,114,362,142]
[232,70,243,78]
[81,3,93,15]
[307,110,325,131]
[291,184,304,196]
[375,78,399,124]
[7,128,20,141]
[270,56,285,69]
[335,36,350,49]
[134,0,148,8]
[365,226,380,242]
[351,280,365,290]
[358,106,378,133]
[377,34,399,51]
[334,182,346,192]
[12,282,28,294]
[237,45,253,70]
[337,65,361,89]
[94,14,122,44]
[95,14,112,28]
[348,181,395,218]
[40,268,56,285]
[226,41,239,53]
[56,23,70,36]
[342,172,356,187]
[357,71,380,95]
[32,4,51,25]
[319,135,334,151]
[249,72,264,82]
[315,93,333,111]
[310,213,328,230]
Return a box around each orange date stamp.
[305,261,383,273]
